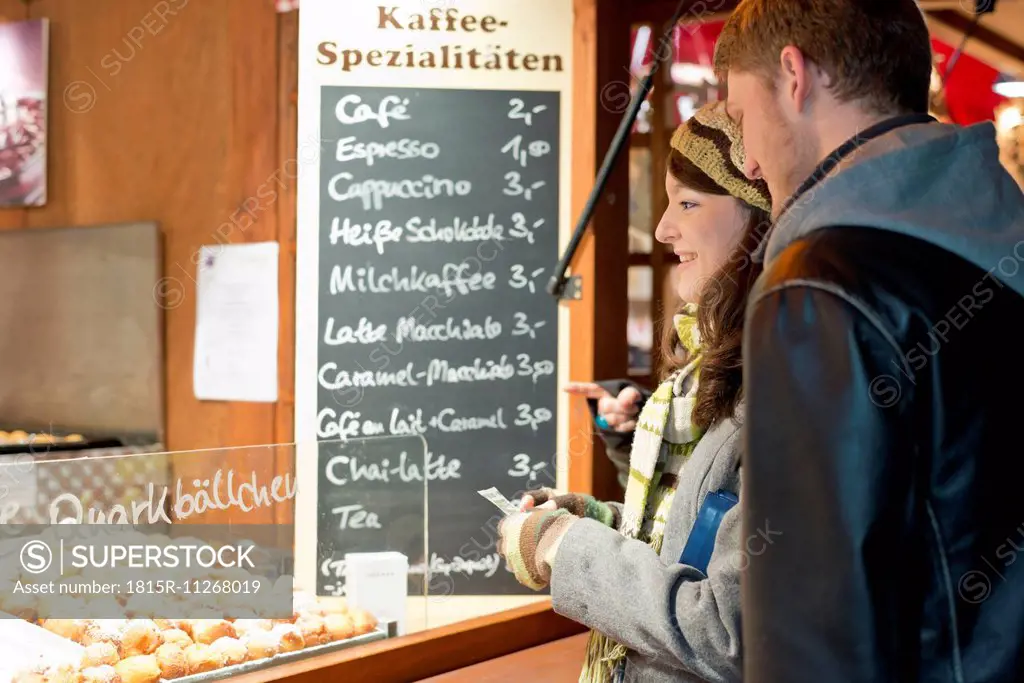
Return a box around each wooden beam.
[226,602,585,683]
[926,9,1024,73]
[628,251,675,266]
[416,633,589,682]
[275,10,298,446]
[275,8,299,527]
[648,20,673,384]
[567,0,632,501]
[627,0,738,26]
[633,131,652,148]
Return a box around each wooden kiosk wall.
[0,0,286,453]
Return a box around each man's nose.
[744,156,762,181]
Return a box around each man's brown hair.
[713,0,933,115]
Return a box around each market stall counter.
[0,437,565,682]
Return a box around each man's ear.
[779,45,814,114]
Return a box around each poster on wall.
[294,1,573,599]
[0,19,48,207]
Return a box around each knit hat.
[670,101,772,213]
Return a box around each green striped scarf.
[580,305,705,683]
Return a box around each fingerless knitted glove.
[525,488,621,529]
[498,508,578,590]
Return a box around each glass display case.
[0,436,548,682]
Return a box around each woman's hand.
[518,487,560,512]
[497,508,578,591]
[565,382,643,432]
[519,488,620,528]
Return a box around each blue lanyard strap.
[677,490,739,576]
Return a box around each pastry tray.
[169,622,396,683]
[0,433,123,456]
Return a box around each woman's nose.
[654,216,677,245]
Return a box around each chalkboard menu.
[314,86,560,595]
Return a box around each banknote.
[477,487,519,516]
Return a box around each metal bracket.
[558,275,583,301]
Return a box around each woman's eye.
[680,201,697,210]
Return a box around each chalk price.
[507,98,547,127]
[515,404,552,432]
[511,312,546,339]
[501,135,552,168]
[517,353,555,384]
[509,213,545,245]
[503,172,546,201]
[508,453,547,483]
[509,265,546,293]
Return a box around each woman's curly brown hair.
[660,149,772,432]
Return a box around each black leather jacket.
[741,206,1024,679]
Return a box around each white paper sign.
[193,241,279,402]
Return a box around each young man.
[714,2,1024,682]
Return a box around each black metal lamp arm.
[546,0,694,299]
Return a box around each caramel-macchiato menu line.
[314,86,560,596]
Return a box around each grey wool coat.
[551,384,746,683]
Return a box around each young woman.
[496,101,772,683]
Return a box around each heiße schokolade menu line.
[315,87,560,595]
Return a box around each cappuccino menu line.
[315,86,560,595]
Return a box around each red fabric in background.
[673,21,723,66]
[629,24,1007,126]
[630,22,724,72]
[932,37,1007,125]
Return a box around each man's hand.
[565,382,643,432]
